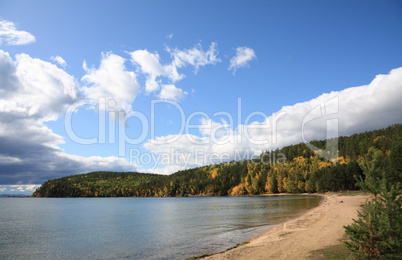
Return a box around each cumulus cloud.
[0,42,221,185]
[199,118,231,138]
[159,84,187,101]
[129,42,220,98]
[82,52,140,112]
[51,55,67,68]
[130,50,165,77]
[0,124,138,185]
[0,50,20,96]
[228,46,256,74]
[60,153,138,170]
[0,185,41,195]
[0,50,78,121]
[143,67,402,174]
[0,50,138,185]
[130,50,170,93]
[0,19,35,46]
[2,29,401,188]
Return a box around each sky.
[0,0,402,195]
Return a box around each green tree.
[388,138,402,184]
[268,173,278,194]
[305,180,314,193]
[356,160,383,197]
[344,182,402,259]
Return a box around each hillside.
[32,124,402,197]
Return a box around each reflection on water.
[0,195,321,259]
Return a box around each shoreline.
[200,192,369,260]
[248,193,326,242]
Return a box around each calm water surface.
[0,196,322,259]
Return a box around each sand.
[204,193,369,260]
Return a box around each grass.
[226,241,249,251]
[186,241,250,260]
[279,232,293,237]
[309,233,355,260]
[309,243,355,260]
[186,254,212,260]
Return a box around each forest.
[32,124,402,197]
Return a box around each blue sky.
[0,0,402,194]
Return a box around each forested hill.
[32,124,402,197]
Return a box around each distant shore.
[201,192,369,260]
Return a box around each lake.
[0,195,322,259]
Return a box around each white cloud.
[130,50,170,93]
[129,42,220,98]
[143,67,402,174]
[170,42,220,72]
[82,52,140,112]
[129,49,183,85]
[0,185,42,195]
[130,50,165,76]
[159,84,187,101]
[0,43,220,184]
[0,50,138,185]
[60,153,138,170]
[0,19,35,46]
[0,50,78,121]
[25,185,40,191]
[51,55,67,68]
[228,46,256,74]
[199,118,231,138]
[0,50,19,97]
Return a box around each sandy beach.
[204,193,369,260]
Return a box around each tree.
[345,198,384,259]
[344,181,402,259]
[267,173,278,194]
[388,138,402,184]
[305,180,314,193]
[345,151,402,260]
[347,161,363,189]
[356,160,383,197]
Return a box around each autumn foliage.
[33,124,401,197]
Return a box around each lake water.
[0,196,322,259]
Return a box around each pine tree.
[344,181,402,259]
[388,138,402,183]
[376,182,402,258]
[345,199,384,259]
[356,161,383,197]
